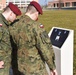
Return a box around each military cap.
[8,2,21,16]
[30,1,43,15]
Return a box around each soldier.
[9,1,57,75]
[0,2,21,75]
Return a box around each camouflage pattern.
[0,14,11,75]
[9,14,56,75]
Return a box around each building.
[0,0,38,10]
[48,0,76,8]
[0,0,6,10]
[6,0,38,8]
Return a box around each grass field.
[38,10,76,75]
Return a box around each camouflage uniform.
[9,14,56,75]
[0,14,11,75]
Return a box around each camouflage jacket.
[0,13,11,61]
[9,14,56,74]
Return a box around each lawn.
[38,10,76,75]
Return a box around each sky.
[39,0,52,5]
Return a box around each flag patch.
[0,24,2,27]
[40,24,44,28]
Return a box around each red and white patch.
[40,24,44,28]
[0,24,2,27]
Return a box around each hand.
[50,71,53,75]
[53,69,58,75]
[50,69,58,75]
[0,61,4,68]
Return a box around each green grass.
[38,10,76,75]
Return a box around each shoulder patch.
[39,24,44,28]
[0,24,2,27]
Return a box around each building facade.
[0,0,38,10]
[6,0,38,8]
[0,0,6,10]
[48,0,76,8]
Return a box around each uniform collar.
[20,14,33,21]
[1,14,10,26]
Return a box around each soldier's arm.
[9,21,19,45]
[0,22,4,69]
[34,23,56,71]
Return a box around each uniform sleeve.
[9,22,19,46]
[33,23,56,71]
